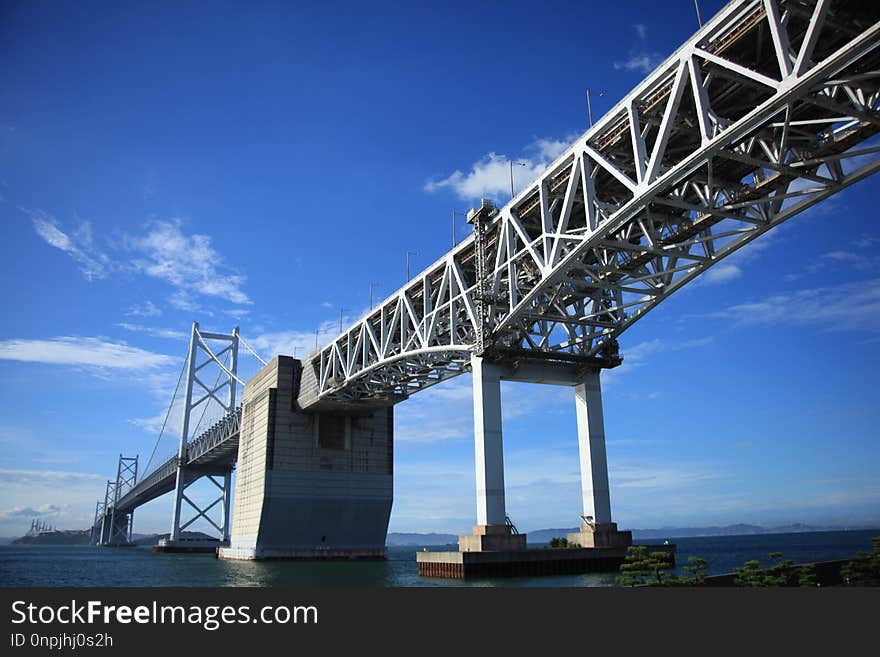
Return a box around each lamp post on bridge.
[509,160,527,200]
[369,283,380,310]
[587,89,605,128]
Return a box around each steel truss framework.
[315,0,880,402]
[169,322,240,542]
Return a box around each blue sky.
[1,0,878,538]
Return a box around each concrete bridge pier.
[566,368,631,549]
[458,355,630,553]
[218,355,394,560]
[458,355,526,552]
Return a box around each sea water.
[0,529,876,587]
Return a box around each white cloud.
[0,503,65,520]
[613,25,664,74]
[251,320,340,360]
[27,209,252,311]
[116,323,187,340]
[820,250,880,273]
[0,337,174,370]
[128,220,251,307]
[604,336,713,384]
[127,301,162,318]
[697,278,880,332]
[691,230,777,287]
[0,469,106,536]
[29,212,110,281]
[424,136,573,202]
[0,469,104,485]
[702,263,742,284]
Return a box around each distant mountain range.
[6,523,877,547]
[387,523,880,546]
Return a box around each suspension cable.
[238,333,268,366]
[142,344,190,477]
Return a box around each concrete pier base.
[458,525,527,552]
[417,543,675,579]
[153,537,223,554]
[567,522,632,549]
[217,356,394,562]
[216,547,385,560]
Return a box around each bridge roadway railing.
[106,406,243,516]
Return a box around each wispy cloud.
[605,336,714,384]
[116,323,187,340]
[0,337,174,370]
[26,209,252,310]
[127,219,251,307]
[614,24,664,74]
[28,211,110,281]
[424,136,573,202]
[818,249,880,273]
[695,278,880,332]
[0,469,104,485]
[693,231,778,287]
[0,503,65,520]
[251,320,340,360]
[127,301,162,318]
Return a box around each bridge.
[92,0,880,559]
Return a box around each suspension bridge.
[91,0,880,569]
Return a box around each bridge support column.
[567,369,631,549]
[98,510,131,547]
[458,355,526,552]
[221,470,232,543]
[219,356,393,560]
[163,322,240,551]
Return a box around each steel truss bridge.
[93,0,880,544]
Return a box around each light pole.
[339,307,349,333]
[694,0,703,27]
[369,282,380,310]
[509,160,527,200]
[452,211,467,247]
[406,251,419,281]
[587,89,606,127]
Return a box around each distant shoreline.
[3,524,877,547]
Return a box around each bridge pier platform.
[417,543,675,579]
[153,537,223,553]
[420,354,649,578]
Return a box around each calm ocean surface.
[1,529,876,587]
